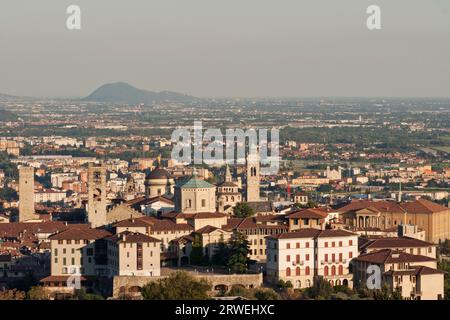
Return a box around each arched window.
[338,265,343,275]
[324,266,329,276]
[305,266,310,275]
[286,267,291,277]
[306,279,311,287]
[331,265,336,276]
[296,267,300,276]
[296,280,301,288]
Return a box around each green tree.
[211,234,229,266]
[190,234,208,265]
[254,288,280,300]
[27,286,50,300]
[0,187,18,201]
[232,202,255,218]
[304,276,333,299]
[141,271,211,300]
[317,184,332,193]
[277,279,293,289]
[227,232,250,274]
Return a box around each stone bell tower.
[18,166,39,222]
[87,163,107,228]
[246,149,260,202]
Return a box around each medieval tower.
[246,150,260,202]
[18,166,39,222]
[87,163,107,228]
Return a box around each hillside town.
[1,134,450,299]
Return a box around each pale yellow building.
[106,231,161,277]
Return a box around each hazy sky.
[0,0,449,98]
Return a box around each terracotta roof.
[105,231,160,243]
[188,212,228,219]
[384,265,445,276]
[338,200,405,214]
[354,249,436,264]
[49,228,111,241]
[360,237,433,251]
[267,228,356,240]
[218,181,238,188]
[0,222,89,240]
[287,208,328,219]
[195,225,220,234]
[401,198,449,214]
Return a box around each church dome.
[146,167,172,180]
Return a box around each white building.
[266,228,358,288]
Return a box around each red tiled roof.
[287,208,328,219]
[354,249,436,264]
[195,225,220,234]
[49,228,111,241]
[105,231,160,243]
[360,237,433,251]
[401,198,449,214]
[338,200,405,214]
[267,228,356,240]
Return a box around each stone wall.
[112,272,263,298]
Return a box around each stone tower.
[225,164,232,183]
[246,150,260,202]
[88,163,107,228]
[18,166,39,222]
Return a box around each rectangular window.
[286,255,290,262]
[349,240,353,246]
[339,253,343,262]
[324,242,328,248]
[339,241,342,247]
[306,254,310,261]
[305,242,309,248]
[349,252,353,258]
[325,254,328,262]
[286,243,290,249]
[296,242,300,248]
[296,255,300,263]
[332,242,335,247]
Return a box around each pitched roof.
[49,228,111,241]
[384,265,445,277]
[354,249,436,264]
[401,198,449,214]
[338,200,405,214]
[267,228,356,240]
[360,237,433,251]
[287,208,328,219]
[195,225,220,234]
[105,231,160,244]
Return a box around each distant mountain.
[83,82,197,104]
